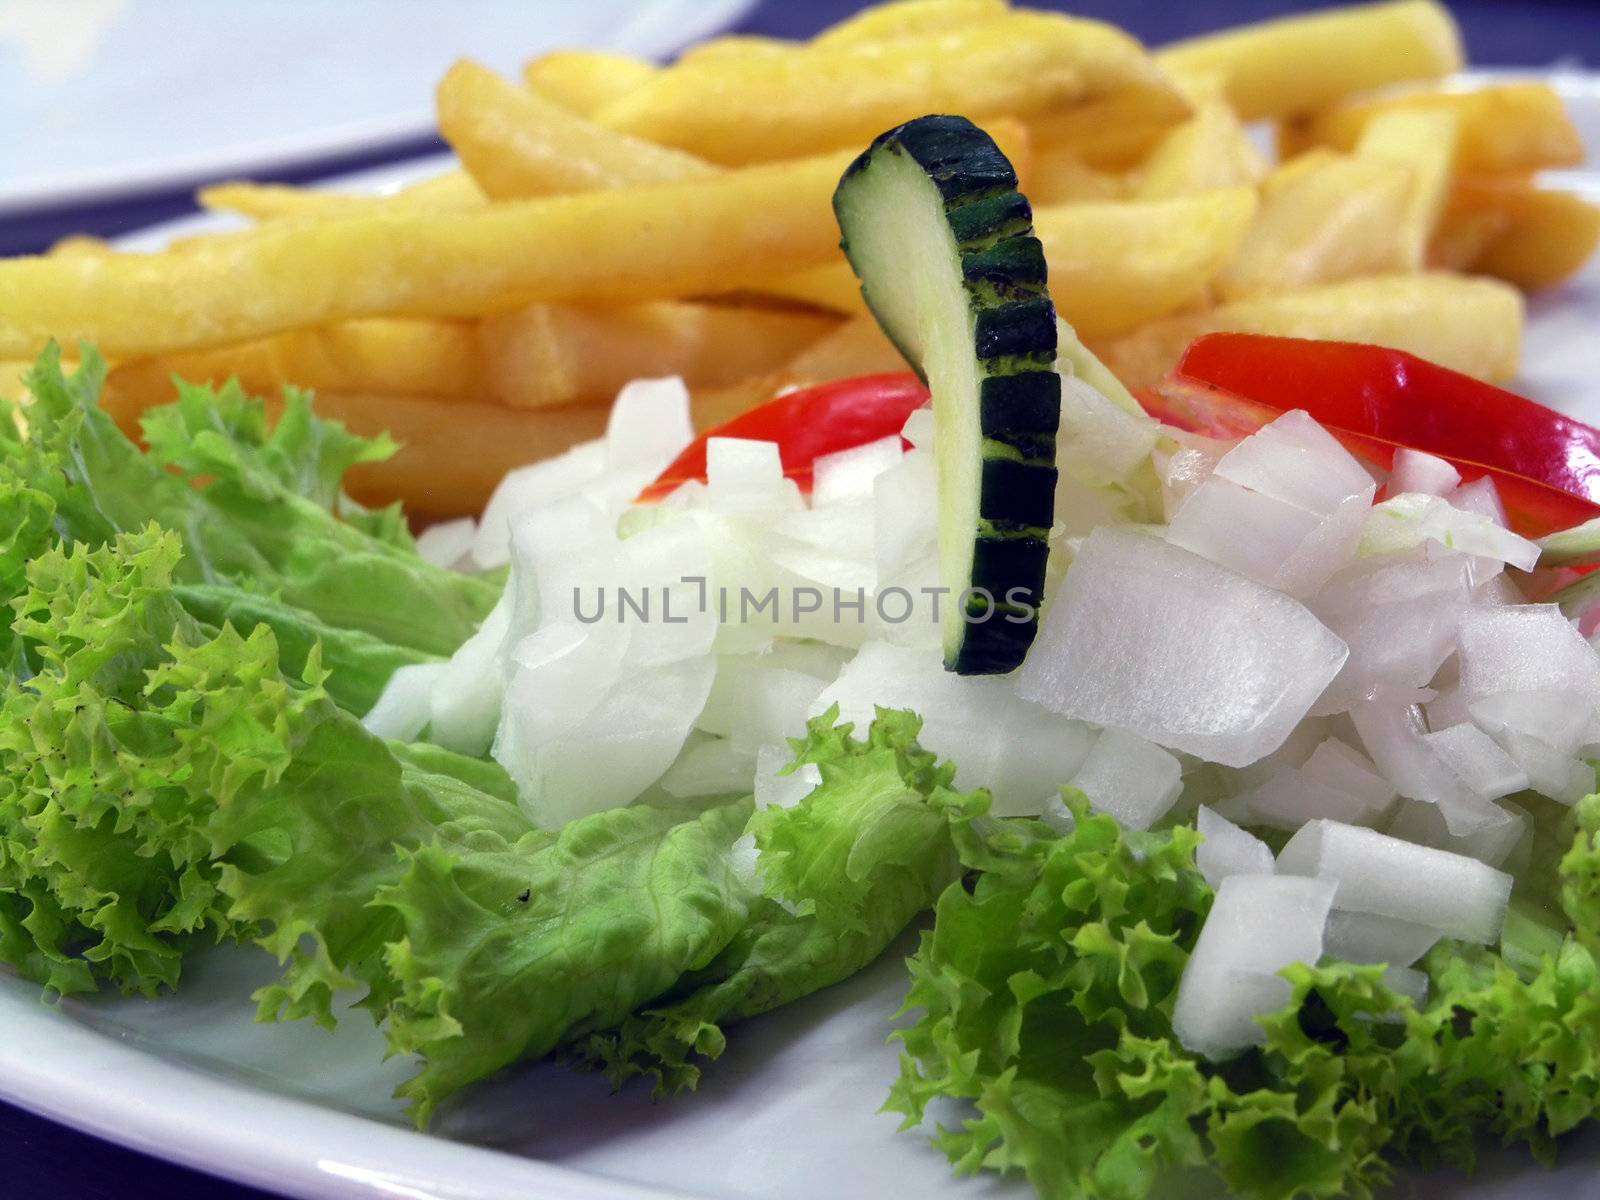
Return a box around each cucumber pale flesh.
[833,114,1061,675]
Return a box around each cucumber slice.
[833,114,1060,675]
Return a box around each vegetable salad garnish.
[4,1,1600,1198]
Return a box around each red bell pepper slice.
[1145,359,1600,539]
[639,372,928,502]
[1173,334,1600,505]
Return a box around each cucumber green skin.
[835,115,1060,675]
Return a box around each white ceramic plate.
[4,73,1600,1200]
[0,0,753,218]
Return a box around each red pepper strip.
[1145,373,1600,539]
[1174,334,1600,505]
[638,372,929,502]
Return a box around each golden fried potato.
[1133,98,1265,200]
[1464,181,1600,290]
[1094,272,1523,391]
[595,11,1186,164]
[1035,186,1259,338]
[1280,82,1584,174]
[106,319,488,408]
[0,150,856,359]
[1214,151,1414,300]
[199,172,486,221]
[1029,146,1130,204]
[437,59,716,199]
[521,50,657,116]
[1354,106,1460,269]
[1157,0,1462,121]
[478,300,838,409]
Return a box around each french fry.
[478,300,838,409]
[199,172,485,221]
[685,316,911,432]
[1133,97,1265,200]
[1035,186,1259,338]
[437,60,717,200]
[0,149,857,359]
[750,263,866,315]
[594,12,1187,164]
[1355,107,1460,269]
[521,50,657,116]
[1467,182,1600,290]
[1427,177,1519,271]
[1029,146,1129,204]
[1214,151,1414,300]
[1093,272,1523,391]
[1156,0,1462,121]
[48,235,111,258]
[1279,82,1584,174]
[812,0,1009,46]
[750,178,1254,332]
[784,313,905,379]
[106,319,488,406]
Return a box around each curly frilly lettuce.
[575,708,985,1095]
[889,790,1600,1200]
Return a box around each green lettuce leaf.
[575,709,984,1096]
[13,347,496,656]
[375,798,754,1125]
[172,582,435,714]
[890,785,1600,1200]
[0,525,529,1025]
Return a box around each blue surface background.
[2,1,1599,1197]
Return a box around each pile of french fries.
[0,0,1595,517]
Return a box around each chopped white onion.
[498,633,715,829]
[1212,409,1375,516]
[873,448,938,579]
[1386,797,1529,868]
[1068,728,1183,830]
[1422,722,1529,800]
[1323,909,1441,966]
[901,406,935,450]
[1166,477,1326,587]
[754,743,821,811]
[1196,805,1275,888]
[1276,818,1513,944]
[1057,375,1159,489]
[706,437,805,513]
[471,440,607,569]
[429,595,512,756]
[1018,528,1348,767]
[1360,493,1539,572]
[1348,698,1487,829]
[659,736,759,799]
[363,661,449,742]
[810,435,904,508]
[1173,874,1336,1060]
[1445,476,1508,526]
[1385,449,1460,499]
[603,376,695,472]
[414,518,477,569]
[1458,605,1600,756]
[699,655,831,752]
[817,641,1095,815]
[1310,550,1471,714]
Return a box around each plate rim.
[0,0,756,220]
